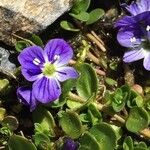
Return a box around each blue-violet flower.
[122,0,150,16]
[117,15,150,70]
[17,39,79,110]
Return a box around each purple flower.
[117,17,150,70]
[17,39,78,109]
[17,87,37,111]
[63,138,78,150]
[115,11,150,29]
[122,0,150,16]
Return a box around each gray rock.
[0,47,16,73]
[0,0,72,45]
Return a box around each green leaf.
[110,125,122,140]
[0,107,6,122]
[89,123,117,150]
[136,142,147,149]
[87,103,102,125]
[32,106,56,137]
[34,132,51,149]
[105,77,117,86]
[15,40,30,52]
[71,0,91,14]
[69,12,89,22]
[34,123,50,137]
[76,63,98,100]
[67,99,82,109]
[8,135,37,150]
[126,107,149,133]
[111,88,127,112]
[86,8,105,25]
[123,136,133,150]
[0,79,9,93]
[79,113,90,123]
[127,90,143,108]
[2,116,19,131]
[30,34,43,47]
[60,21,80,32]
[59,111,82,139]
[79,132,100,150]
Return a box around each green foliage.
[69,12,89,22]
[127,90,144,108]
[89,123,117,150]
[0,107,6,122]
[0,79,9,93]
[126,107,149,133]
[79,132,100,150]
[123,136,133,150]
[2,116,19,131]
[30,34,43,47]
[51,79,76,108]
[15,34,43,52]
[32,106,56,137]
[87,103,102,125]
[15,41,30,52]
[76,63,98,100]
[59,111,83,139]
[34,124,51,150]
[60,0,105,31]
[71,0,91,14]
[105,77,117,86]
[86,8,105,25]
[8,135,37,150]
[108,85,130,112]
[60,21,80,32]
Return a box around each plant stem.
[87,52,100,65]
[12,33,35,46]
[69,59,106,76]
[86,33,106,52]
[68,92,150,138]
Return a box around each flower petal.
[17,87,37,111]
[122,0,150,16]
[18,46,45,81]
[56,66,79,82]
[44,39,73,66]
[117,28,141,48]
[32,77,61,103]
[114,16,137,29]
[123,49,145,63]
[143,52,150,70]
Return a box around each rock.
[0,47,16,73]
[0,0,72,45]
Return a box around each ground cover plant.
[1,0,150,149]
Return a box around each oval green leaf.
[69,12,89,22]
[76,63,98,100]
[15,40,30,52]
[60,21,80,32]
[79,132,100,150]
[8,135,37,150]
[30,34,43,47]
[89,123,117,150]
[123,136,133,150]
[126,107,149,133]
[71,0,91,14]
[59,111,82,139]
[86,8,105,25]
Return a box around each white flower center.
[146,25,150,32]
[33,58,41,65]
[54,55,60,61]
[130,37,136,43]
